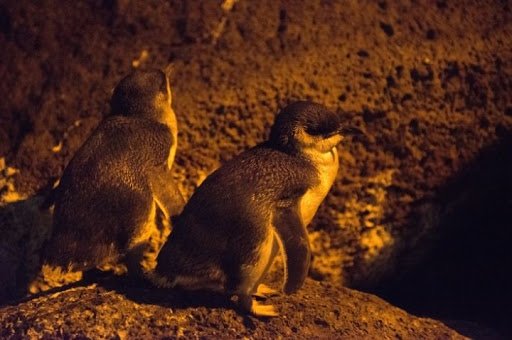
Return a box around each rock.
[1,0,512,336]
[0,278,464,339]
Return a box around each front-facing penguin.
[153,101,355,317]
[39,68,185,284]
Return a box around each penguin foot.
[253,284,279,299]
[251,301,279,317]
[238,294,279,317]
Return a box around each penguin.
[153,101,356,317]
[40,68,185,279]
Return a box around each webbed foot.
[238,294,279,317]
[252,284,279,299]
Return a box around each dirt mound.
[0,277,466,339]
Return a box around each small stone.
[379,22,394,37]
[426,28,437,40]
[357,49,370,58]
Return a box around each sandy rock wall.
[0,0,511,335]
[2,0,511,285]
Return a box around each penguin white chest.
[300,147,339,226]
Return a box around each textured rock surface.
[1,0,511,337]
[0,277,465,339]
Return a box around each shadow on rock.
[372,130,512,338]
[96,274,235,312]
[92,272,270,329]
[0,195,52,304]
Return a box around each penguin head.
[269,101,347,154]
[110,67,175,127]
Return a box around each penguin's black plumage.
[155,101,348,316]
[42,69,184,275]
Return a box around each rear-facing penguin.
[38,68,185,288]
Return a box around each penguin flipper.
[148,166,186,218]
[272,203,311,294]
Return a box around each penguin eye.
[305,126,320,135]
[305,121,338,137]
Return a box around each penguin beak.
[339,126,364,136]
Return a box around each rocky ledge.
[0,277,464,339]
